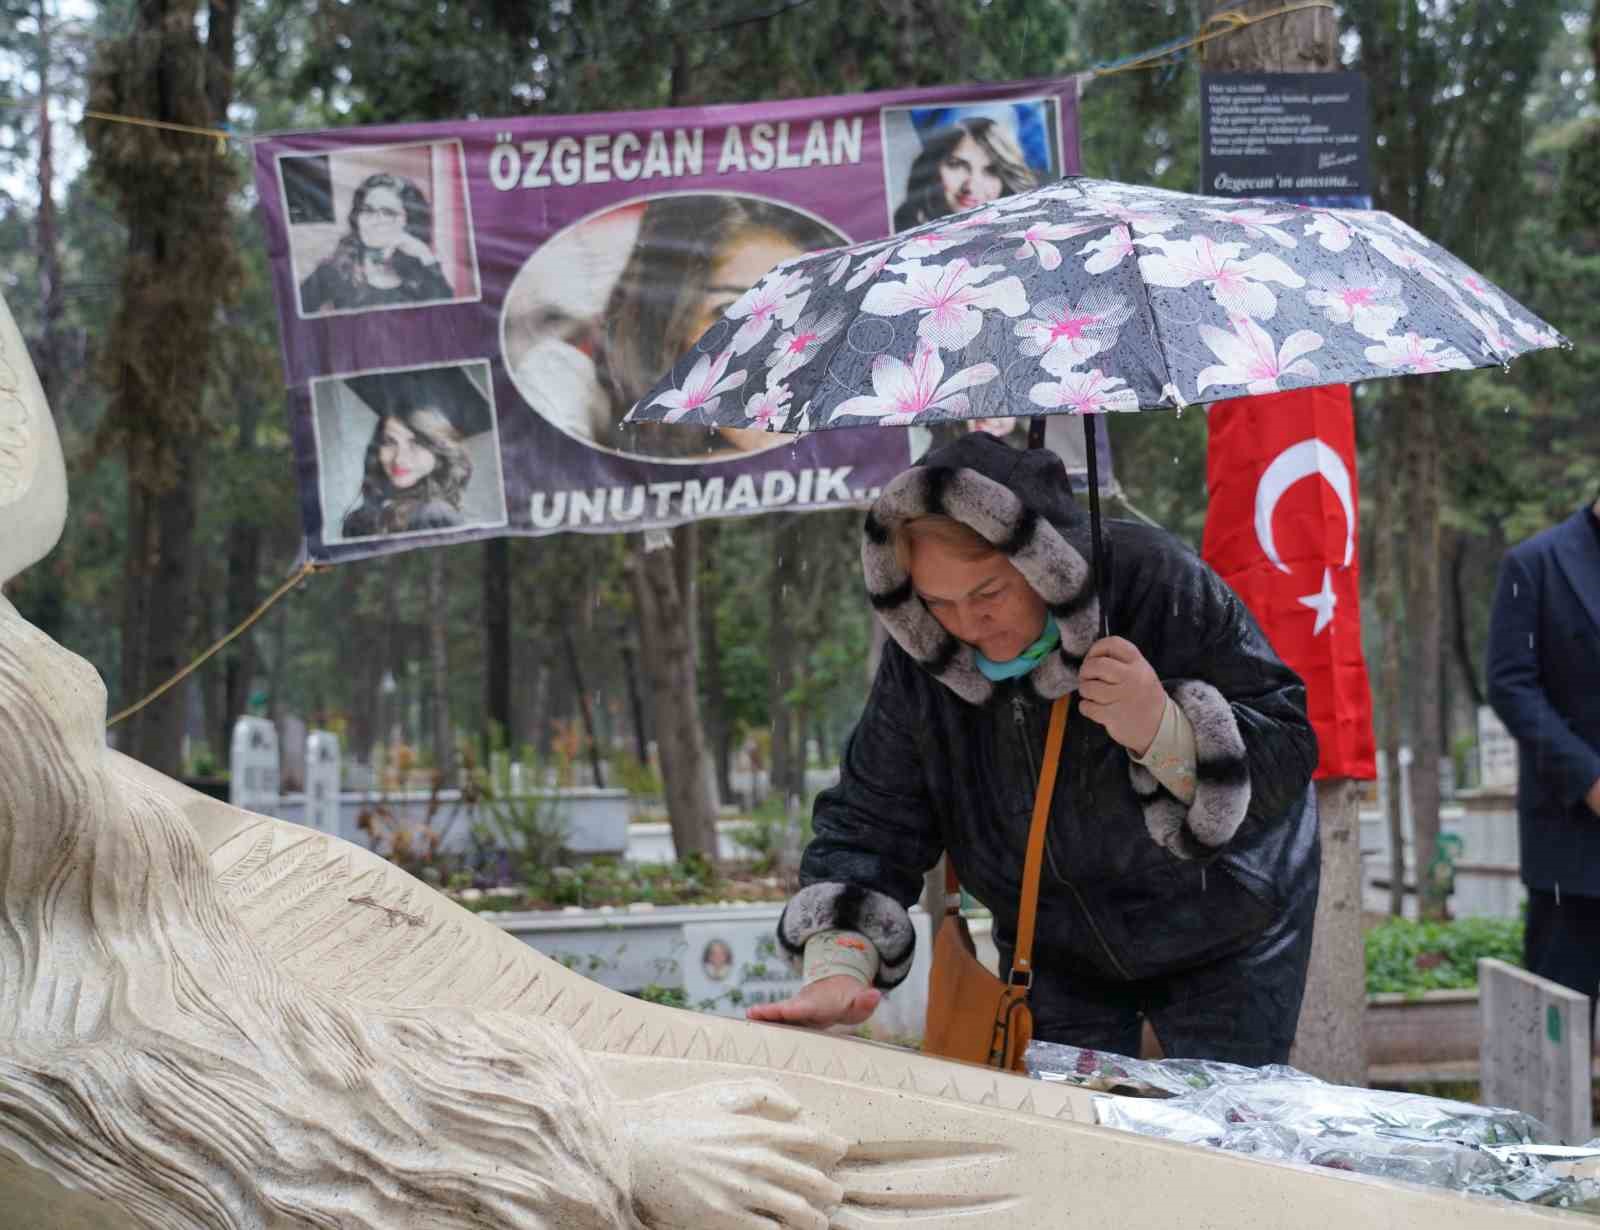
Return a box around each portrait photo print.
[312,359,507,545]
[501,192,846,462]
[279,139,481,319]
[879,98,1063,233]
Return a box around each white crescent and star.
[1253,438,1354,637]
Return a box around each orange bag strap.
[942,695,1071,984]
[1010,695,1069,989]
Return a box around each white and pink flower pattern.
[1305,211,1354,252]
[742,383,794,431]
[724,270,810,356]
[1196,315,1323,396]
[648,350,748,422]
[1079,225,1135,274]
[1198,206,1300,249]
[765,308,847,381]
[829,343,999,425]
[1004,221,1101,271]
[1305,269,1406,340]
[1363,332,1473,374]
[1015,290,1134,371]
[1028,368,1140,415]
[621,176,1563,433]
[860,258,1028,351]
[1137,234,1304,320]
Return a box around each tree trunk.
[1372,439,1408,917]
[1403,390,1446,919]
[626,529,718,859]
[483,536,512,756]
[1203,0,1365,1085]
[1199,0,1337,71]
[426,550,452,785]
[699,520,733,804]
[1287,780,1367,1084]
[90,0,238,775]
[223,386,261,763]
[768,515,803,805]
[1448,531,1486,711]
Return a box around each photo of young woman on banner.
[502,194,845,462]
[312,360,507,544]
[278,141,482,319]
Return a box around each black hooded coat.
[777,433,1321,1059]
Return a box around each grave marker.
[1479,957,1592,1144]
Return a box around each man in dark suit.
[1486,495,1600,1012]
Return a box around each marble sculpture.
[0,290,1570,1227]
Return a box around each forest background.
[2,0,1598,871]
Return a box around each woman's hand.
[1077,636,1167,756]
[745,974,880,1029]
[391,231,440,266]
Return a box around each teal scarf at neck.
[975,613,1060,681]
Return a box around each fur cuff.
[1130,680,1251,859]
[861,464,1098,705]
[777,883,916,990]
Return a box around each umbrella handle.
[1082,416,1111,640]
[1028,415,1110,641]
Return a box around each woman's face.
[938,133,1005,214]
[377,415,438,490]
[355,185,407,253]
[688,228,805,342]
[908,540,1046,663]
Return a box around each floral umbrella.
[625,176,1564,433]
[624,175,1566,629]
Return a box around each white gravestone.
[229,715,280,816]
[1478,705,1519,791]
[682,909,933,1045]
[1479,958,1593,1145]
[304,730,341,835]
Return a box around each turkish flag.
[1202,386,1376,780]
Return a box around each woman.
[340,402,472,538]
[751,433,1322,1067]
[300,172,455,314]
[892,117,1039,231]
[595,195,840,458]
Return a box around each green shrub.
[1364,916,1524,998]
[477,791,570,882]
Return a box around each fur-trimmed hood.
[862,432,1099,705]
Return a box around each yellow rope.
[82,108,237,154]
[107,561,325,727]
[1092,1,1337,77]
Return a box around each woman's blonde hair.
[891,514,997,574]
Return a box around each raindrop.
[1503,405,1511,415]
[1528,633,1535,649]
[1512,583,1518,598]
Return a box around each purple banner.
[251,77,1081,560]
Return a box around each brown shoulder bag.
[922,695,1068,1071]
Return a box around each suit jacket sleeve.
[1487,552,1600,808]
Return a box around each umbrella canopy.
[624,176,1565,434]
